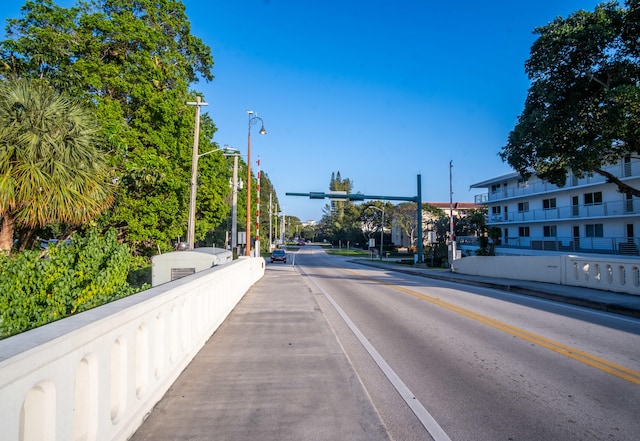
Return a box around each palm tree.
[0,79,113,253]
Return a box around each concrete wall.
[451,255,640,295]
[0,256,265,441]
[151,247,233,287]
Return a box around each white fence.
[451,255,640,295]
[0,256,265,441]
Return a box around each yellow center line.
[342,268,640,385]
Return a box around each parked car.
[270,249,287,263]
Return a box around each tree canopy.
[360,201,393,244]
[0,0,236,256]
[500,1,640,196]
[0,78,113,253]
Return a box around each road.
[291,246,640,441]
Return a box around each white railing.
[0,256,265,441]
[477,158,640,204]
[566,256,640,294]
[451,254,640,296]
[457,235,639,256]
[489,199,639,224]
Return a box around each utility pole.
[269,192,273,251]
[231,153,239,251]
[186,96,208,249]
[449,160,457,264]
[255,157,261,256]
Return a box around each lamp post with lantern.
[245,110,267,256]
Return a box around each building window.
[624,155,631,177]
[491,206,501,214]
[585,224,604,237]
[542,198,556,209]
[491,184,499,193]
[543,225,557,237]
[518,226,530,237]
[584,191,603,205]
[517,201,529,212]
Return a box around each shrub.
[0,229,138,338]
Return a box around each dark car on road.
[270,249,287,263]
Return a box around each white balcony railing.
[488,199,639,224]
[477,158,640,204]
[457,235,639,256]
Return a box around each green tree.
[0,78,113,254]
[453,208,500,256]
[455,207,487,238]
[318,171,362,246]
[258,171,280,252]
[392,202,418,249]
[501,1,640,196]
[284,215,302,240]
[299,223,316,242]
[0,0,220,256]
[360,201,393,246]
[329,170,353,220]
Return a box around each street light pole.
[231,153,239,250]
[381,208,384,259]
[186,96,208,249]
[245,110,267,256]
[449,160,457,263]
[268,192,273,250]
[223,146,241,253]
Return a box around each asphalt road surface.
[294,246,640,441]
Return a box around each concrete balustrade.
[0,256,265,441]
[451,255,640,295]
[567,256,640,294]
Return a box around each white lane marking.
[299,264,453,441]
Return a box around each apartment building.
[470,157,640,256]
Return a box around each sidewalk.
[130,264,390,441]
[351,258,640,319]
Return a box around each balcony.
[488,199,639,224]
[457,235,640,256]
[502,236,639,255]
[477,158,640,204]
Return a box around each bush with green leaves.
[0,229,139,338]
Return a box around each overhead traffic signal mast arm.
[285,192,416,202]
[286,174,424,263]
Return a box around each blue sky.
[1,0,604,221]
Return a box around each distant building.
[391,202,481,249]
[425,202,481,219]
[469,157,640,256]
